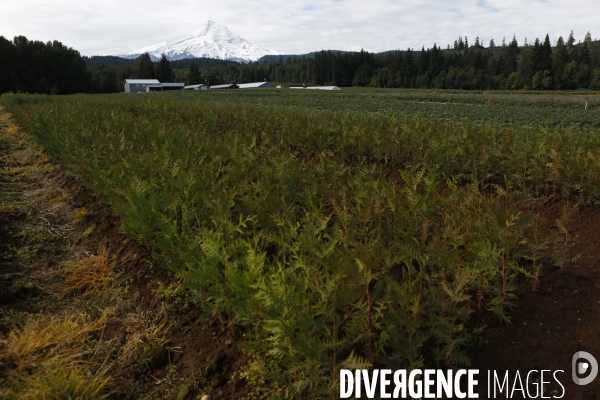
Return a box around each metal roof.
[124,79,160,84]
[237,82,276,89]
[184,84,208,89]
[210,84,239,89]
[161,83,185,87]
[307,86,341,90]
[290,86,341,90]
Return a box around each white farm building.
[124,80,185,93]
[290,86,341,90]
[237,82,276,89]
[184,84,209,90]
[124,79,161,93]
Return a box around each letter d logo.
[572,351,598,385]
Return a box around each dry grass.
[35,155,51,165]
[59,246,117,298]
[50,190,71,204]
[18,365,112,400]
[73,207,93,224]
[116,305,172,369]
[0,315,100,372]
[0,314,111,399]
[0,108,175,397]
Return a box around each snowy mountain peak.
[191,20,228,37]
[120,21,279,63]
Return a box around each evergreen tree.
[417,47,430,81]
[535,35,553,72]
[553,36,569,88]
[186,61,201,85]
[554,37,568,66]
[134,53,155,79]
[579,42,591,65]
[567,30,576,51]
[517,45,535,88]
[0,35,86,95]
[155,54,174,82]
[502,36,519,75]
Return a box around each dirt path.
[468,201,600,398]
[0,106,248,399]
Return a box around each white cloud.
[0,0,596,56]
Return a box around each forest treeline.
[1,32,599,95]
[0,36,87,95]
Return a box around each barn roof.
[210,84,239,89]
[238,82,276,89]
[124,79,161,84]
[184,84,208,90]
[306,86,341,90]
[290,86,341,90]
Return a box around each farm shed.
[290,86,341,90]
[237,82,276,89]
[124,79,161,93]
[161,83,185,91]
[210,84,239,89]
[184,84,209,90]
[307,86,340,90]
[146,85,163,92]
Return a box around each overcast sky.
[1,0,597,56]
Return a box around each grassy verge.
[0,105,176,399]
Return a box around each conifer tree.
[134,53,155,79]
[567,30,576,51]
[155,54,174,82]
[580,42,591,65]
[536,34,553,72]
[554,37,568,66]
[502,36,519,75]
[186,61,201,85]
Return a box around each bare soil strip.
[469,198,600,398]
[0,106,248,399]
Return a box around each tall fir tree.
[134,53,155,79]
[186,61,201,85]
[567,30,576,51]
[537,34,553,72]
[155,54,174,82]
[554,36,569,67]
[502,36,519,75]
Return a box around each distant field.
[3,90,600,397]
[145,88,600,128]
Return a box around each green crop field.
[2,90,600,398]
[155,89,600,128]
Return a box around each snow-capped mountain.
[119,21,280,63]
